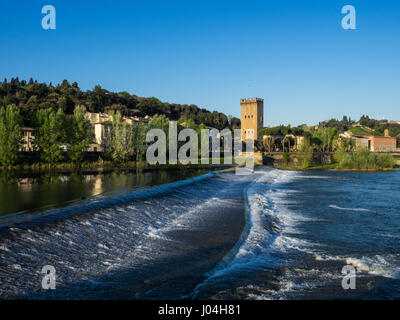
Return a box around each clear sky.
[1,0,400,126]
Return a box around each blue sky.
[1,0,400,126]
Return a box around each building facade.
[342,131,397,152]
[20,127,35,152]
[86,112,151,152]
[240,98,264,141]
[368,135,397,152]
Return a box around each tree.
[312,127,338,152]
[148,114,170,162]
[34,108,66,165]
[102,111,134,163]
[263,135,274,153]
[132,122,148,161]
[149,113,169,133]
[230,117,241,129]
[297,137,313,168]
[137,98,163,116]
[0,104,23,166]
[281,134,295,152]
[333,144,347,164]
[113,113,134,163]
[0,78,233,131]
[67,105,93,165]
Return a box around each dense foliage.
[0,78,233,130]
[0,104,95,166]
[319,115,400,137]
[337,148,395,170]
[34,108,66,165]
[0,105,23,166]
[67,106,93,165]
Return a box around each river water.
[0,167,399,299]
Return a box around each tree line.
[319,115,400,137]
[0,104,92,167]
[0,103,216,167]
[0,78,239,130]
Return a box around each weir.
[0,170,257,299]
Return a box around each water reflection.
[0,168,209,217]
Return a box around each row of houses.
[20,113,151,153]
[85,112,151,152]
[340,129,399,152]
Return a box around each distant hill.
[0,77,239,129]
[319,115,400,137]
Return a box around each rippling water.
[0,168,399,299]
[193,168,400,299]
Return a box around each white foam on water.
[97,243,110,250]
[191,168,387,299]
[190,169,316,298]
[0,245,9,252]
[329,205,371,212]
[346,255,400,279]
[376,233,400,239]
[0,172,223,298]
[313,252,400,280]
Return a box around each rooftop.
[240,98,264,103]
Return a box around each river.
[0,167,399,299]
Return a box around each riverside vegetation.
[261,122,398,171]
[1,103,397,172]
[0,103,234,170]
[1,78,399,172]
[275,145,397,171]
[0,78,239,170]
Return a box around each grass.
[273,149,397,171]
[349,126,373,136]
[337,148,395,170]
[274,163,338,171]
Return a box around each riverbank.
[270,150,399,172]
[0,159,234,172]
[273,163,400,172]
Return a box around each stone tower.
[240,98,264,141]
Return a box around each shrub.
[296,138,313,169]
[282,151,290,166]
[337,148,395,170]
[333,145,347,164]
